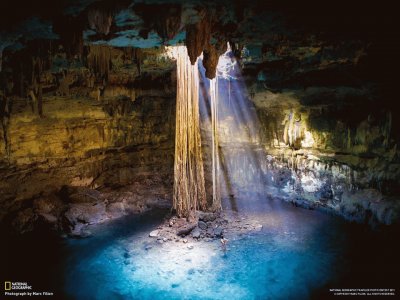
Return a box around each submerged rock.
[254,224,263,231]
[149,230,159,237]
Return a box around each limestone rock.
[149,230,159,237]
[214,227,223,238]
[192,228,201,239]
[198,212,217,222]
[177,223,197,237]
[198,221,207,230]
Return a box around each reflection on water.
[60,200,399,300]
[3,200,400,300]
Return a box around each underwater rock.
[149,230,159,237]
[254,224,263,231]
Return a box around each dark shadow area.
[1,208,169,299]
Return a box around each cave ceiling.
[0,1,399,97]
[0,1,396,54]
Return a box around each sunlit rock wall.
[200,37,399,226]
[0,83,175,234]
[217,85,400,226]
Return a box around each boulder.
[198,220,207,230]
[64,202,108,226]
[214,227,223,238]
[192,228,201,239]
[177,223,196,236]
[198,211,217,222]
[11,208,38,234]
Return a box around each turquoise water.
[62,201,346,300]
[4,199,399,299]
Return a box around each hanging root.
[210,77,221,210]
[173,46,206,218]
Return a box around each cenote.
[1,1,400,299]
[4,201,400,299]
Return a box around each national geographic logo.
[4,281,53,297]
[4,282,32,291]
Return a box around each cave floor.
[4,198,400,300]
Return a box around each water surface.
[4,199,399,299]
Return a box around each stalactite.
[383,111,392,148]
[158,5,181,41]
[53,16,84,59]
[0,77,13,158]
[131,48,142,75]
[203,41,227,79]
[88,8,113,35]
[37,57,43,117]
[283,110,303,149]
[185,9,226,79]
[30,56,44,117]
[0,48,3,73]
[185,10,211,65]
[229,41,244,59]
[172,46,206,219]
[134,4,181,42]
[87,45,112,79]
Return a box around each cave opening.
[1,1,400,299]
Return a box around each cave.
[1,1,399,299]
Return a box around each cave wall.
[1,0,399,232]
[256,90,399,225]
[0,96,175,234]
[216,90,399,225]
[0,47,176,234]
[216,41,400,226]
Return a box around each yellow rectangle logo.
[5,281,11,291]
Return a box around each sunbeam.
[198,44,269,212]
